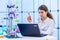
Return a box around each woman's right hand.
[27,12,32,23]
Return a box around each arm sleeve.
[41,20,54,35]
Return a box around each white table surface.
[0,36,57,40]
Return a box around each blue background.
[0,0,60,40]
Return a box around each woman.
[27,5,54,36]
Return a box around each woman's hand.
[27,12,32,23]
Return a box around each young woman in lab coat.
[27,5,54,36]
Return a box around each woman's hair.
[38,5,53,19]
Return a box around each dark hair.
[38,5,53,19]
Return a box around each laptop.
[17,24,47,37]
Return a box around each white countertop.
[0,36,57,40]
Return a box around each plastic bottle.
[0,26,4,38]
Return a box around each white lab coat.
[36,17,54,36]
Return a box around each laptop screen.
[17,24,41,37]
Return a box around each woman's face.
[38,10,47,19]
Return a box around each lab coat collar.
[41,17,49,23]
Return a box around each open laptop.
[17,24,47,37]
